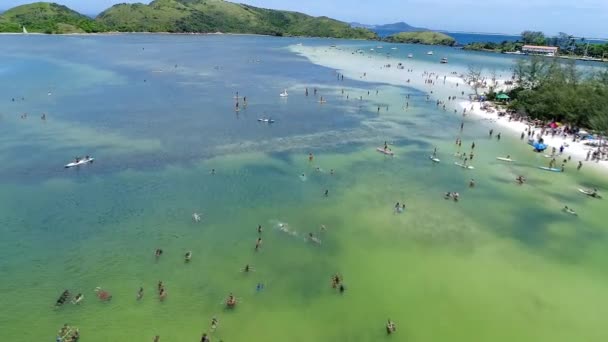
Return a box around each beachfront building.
[522,45,559,56]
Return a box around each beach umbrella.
[496,93,510,100]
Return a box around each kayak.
[377,148,394,156]
[429,155,440,163]
[454,162,474,170]
[496,157,514,162]
[538,166,561,172]
[65,158,94,168]
[257,118,275,123]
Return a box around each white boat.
[440,57,448,64]
[391,47,397,50]
[427,51,434,55]
[22,26,28,34]
[407,54,413,58]
[65,157,94,168]
[496,157,513,162]
[280,89,288,97]
[429,155,440,163]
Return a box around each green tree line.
[465,31,608,59]
[506,56,608,133]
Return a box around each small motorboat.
[427,51,434,55]
[407,54,413,58]
[440,57,448,64]
[280,89,288,97]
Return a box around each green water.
[1,35,607,342]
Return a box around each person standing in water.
[257,225,262,234]
[255,237,262,251]
[577,161,583,170]
[137,287,144,300]
[309,153,314,162]
[324,189,329,197]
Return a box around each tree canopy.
[508,57,608,133]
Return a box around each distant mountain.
[0,1,378,39]
[350,21,427,35]
[0,2,103,33]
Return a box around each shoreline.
[460,100,608,171]
[291,44,607,172]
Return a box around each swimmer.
[320,224,327,232]
[339,284,345,293]
[210,169,215,175]
[159,287,167,301]
[324,189,329,197]
[256,283,265,292]
[469,179,475,188]
[308,233,321,245]
[330,169,334,175]
[386,319,397,335]
[185,251,192,262]
[563,206,577,216]
[211,317,218,331]
[257,225,262,234]
[137,287,144,300]
[453,192,460,202]
[201,333,210,342]
[56,289,70,306]
[516,176,525,185]
[193,213,202,222]
[444,192,452,200]
[72,293,83,305]
[155,248,163,258]
[255,237,262,251]
[154,336,160,342]
[95,287,112,301]
[243,264,251,273]
[308,153,314,162]
[226,293,237,308]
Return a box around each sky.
[2,0,607,37]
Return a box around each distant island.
[384,31,456,46]
[0,1,377,39]
[350,21,427,33]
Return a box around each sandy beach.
[292,44,607,172]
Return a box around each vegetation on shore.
[384,31,456,46]
[504,57,608,132]
[464,30,608,60]
[0,2,104,33]
[0,0,377,39]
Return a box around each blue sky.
[2,0,607,37]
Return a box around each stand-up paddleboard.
[65,157,94,168]
[257,118,275,123]
[454,162,474,169]
[429,155,440,163]
[538,166,561,172]
[496,157,514,162]
[579,188,602,198]
[544,154,554,158]
[377,148,394,156]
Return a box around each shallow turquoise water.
[1,34,608,341]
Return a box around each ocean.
[1,34,607,342]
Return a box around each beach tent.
[496,93,510,101]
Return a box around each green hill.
[0,2,103,33]
[97,0,377,38]
[384,31,456,46]
[0,1,377,39]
